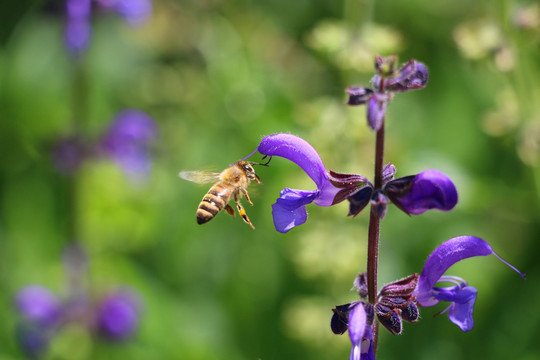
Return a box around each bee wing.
[179,170,221,184]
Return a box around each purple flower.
[385,170,458,215]
[414,236,525,331]
[15,286,63,328]
[343,168,458,218]
[346,56,429,131]
[101,109,158,178]
[65,0,152,55]
[256,133,341,233]
[96,290,141,340]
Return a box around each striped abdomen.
[196,182,233,224]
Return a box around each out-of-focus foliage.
[0,0,539,359]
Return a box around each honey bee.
[179,160,269,229]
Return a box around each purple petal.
[271,188,318,233]
[257,134,339,206]
[436,285,477,332]
[388,170,458,215]
[348,303,366,360]
[366,96,386,131]
[97,290,141,341]
[15,286,63,327]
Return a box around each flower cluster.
[65,0,152,55]
[53,109,158,179]
[346,55,429,131]
[244,55,524,360]
[331,236,524,360]
[14,246,141,357]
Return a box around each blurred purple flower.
[52,135,89,174]
[65,0,92,55]
[346,57,429,131]
[16,324,52,359]
[65,0,152,55]
[96,290,141,340]
[15,286,63,328]
[256,133,342,233]
[101,109,158,177]
[414,236,525,331]
[337,167,458,219]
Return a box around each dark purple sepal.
[376,307,402,335]
[378,296,408,309]
[386,170,458,215]
[370,190,388,219]
[346,87,374,106]
[331,303,352,335]
[347,186,373,217]
[378,274,418,297]
[401,302,419,323]
[353,273,369,299]
[328,170,372,205]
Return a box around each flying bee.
[179,159,270,229]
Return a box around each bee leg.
[224,204,235,218]
[240,188,254,206]
[234,196,255,229]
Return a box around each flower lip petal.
[348,302,367,346]
[271,188,318,233]
[446,290,477,332]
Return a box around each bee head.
[239,161,262,184]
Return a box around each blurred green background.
[1,0,539,359]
